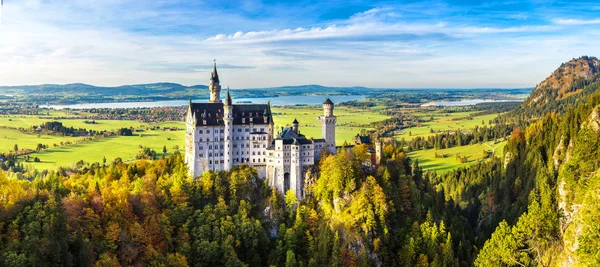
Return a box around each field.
[395,112,500,141]
[0,115,147,131]
[1,105,507,172]
[408,140,507,173]
[0,128,86,153]
[26,128,184,170]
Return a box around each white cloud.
[554,18,600,25]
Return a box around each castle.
[185,63,380,199]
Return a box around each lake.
[420,99,521,107]
[41,95,366,109]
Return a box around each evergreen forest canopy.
[1,56,600,266]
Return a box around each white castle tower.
[208,61,222,103]
[223,89,234,171]
[318,98,337,153]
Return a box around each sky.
[0,0,599,88]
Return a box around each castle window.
[206,130,210,133]
[199,138,203,142]
[209,153,212,157]
[238,129,242,132]
[199,130,203,134]
[245,128,249,132]
[200,154,203,157]
[260,128,264,132]
[220,153,223,156]
[221,160,224,163]
[209,145,212,149]
[209,160,212,164]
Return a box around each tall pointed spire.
[211,59,219,83]
[209,59,222,103]
[225,86,232,106]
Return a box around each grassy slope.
[0,116,147,131]
[408,140,507,173]
[395,112,501,141]
[0,128,86,153]
[26,129,184,170]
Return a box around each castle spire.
[208,59,222,103]
[225,86,232,106]
[211,59,220,83]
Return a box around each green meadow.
[408,140,507,174]
[0,115,147,131]
[0,128,86,153]
[1,105,504,172]
[25,129,184,170]
[395,112,501,141]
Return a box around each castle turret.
[292,118,299,133]
[375,140,383,165]
[290,138,302,199]
[318,98,337,153]
[209,61,222,103]
[223,88,233,171]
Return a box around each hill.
[470,57,600,266]
[525,56,600,107]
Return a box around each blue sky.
[0,0,599,88]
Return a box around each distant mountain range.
[0,82,530,96]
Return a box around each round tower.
[292,118,299,133]
[223,89,233,171]
[375,140,383,165]
[318,98,337,153]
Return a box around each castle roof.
[323,98,334,105]
[189,102,272,126]
[273,126,326,145]
[211,61,220,84]
[225,89,232,106]
[354,135,372,145]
